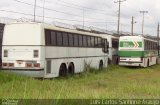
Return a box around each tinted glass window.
[155,43,157,50]
[74,34,79,46]
[87,36,91,47]
[144,40,147,50]
[83,36,87,47]
[45,30,51,45]
[97,37,102,47]
[91,36,95,47]
[102,39,108,53]
[69,33,74,46]
[79,35,83,47]
[156,43,158,50]
[149,42,151,50]
[51,31,56,45]
[57,32,62,46]
[95,37,98,47]
[45,29,104,48]
[63,32,68,46]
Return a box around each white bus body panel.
[45,47,108,78]
[2,46,46,77]
[3,23,44,45]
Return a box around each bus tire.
[99,60,103,70]
[59,63,67,77]
[68,62,74,75]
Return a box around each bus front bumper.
[119,62,144,67]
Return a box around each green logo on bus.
[120,41,142,48]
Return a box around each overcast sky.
[0,0,159,36]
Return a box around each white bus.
[102,34,119,64]
[118,35,158,67]
[2,22,109,78]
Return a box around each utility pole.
[42,0,45,23]
[131,16,136,36]
[157,23,159,56]
[82,9,85,29]
[34,0,37,22]
[140,11,148,35]
[114,0,126,35]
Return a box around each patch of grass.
[0,65,160,99]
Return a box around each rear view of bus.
[118,35,158,67]
[2,22,45,77]
[118,36,145,67]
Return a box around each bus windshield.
[119,41,143,48]
[119,36,143,50]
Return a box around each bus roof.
[6,22,120,38]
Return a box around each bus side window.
[95,37,98,47]
[79,35,83,47]
[68,33,74,46]
[74,34,79,47]
[105,40,109,53]
[51,31,57,46]
[62,32,69,46]
[144,40,147,50]
[97,37,102,47]
[87,36,91,47]
[91,36,95,47]
[83,35,87,47]
[57,32,63,46]
[102,39,108,53]
[107,41,109,51]
[45,30,51,45]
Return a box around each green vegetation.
[0,65,160,99]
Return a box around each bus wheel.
[59,63,67,77]
[147,59,149,67]
[99,60,103,70]
[68,62,74,75]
